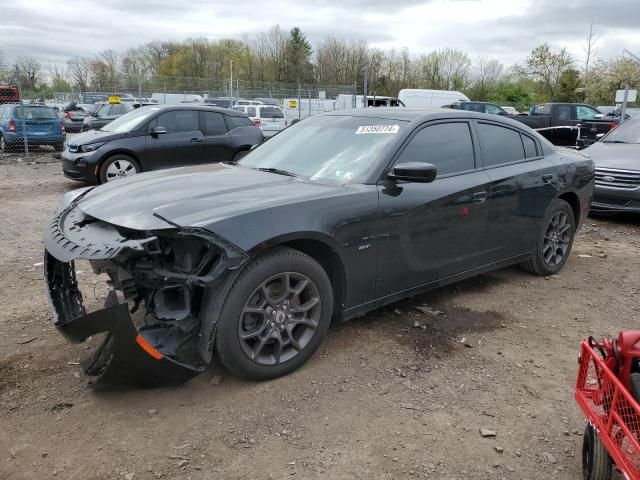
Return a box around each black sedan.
[43,109,594,385]
[62,105,264,184]
[81,102,134,131]
[586,118,640,215]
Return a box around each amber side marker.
[135,335,163,360]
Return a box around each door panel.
[200,111,231,163]
[376,171,492,297]
[375,120,491,297]
[145,110,204,170]
[476,121,557,261]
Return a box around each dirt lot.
[1,153,639,480]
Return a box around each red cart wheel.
[582,424,613,480]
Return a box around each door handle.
[472,191,487,204]
[542,174,554,184]
[190,138,204,143]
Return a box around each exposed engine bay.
[44,197,247,385]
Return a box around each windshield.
[602,119,640,144]
[15,106,59,119]
[238,115,408,184]
[101,106,161,132]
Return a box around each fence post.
[308,89,311,117]
[352,82,357,108]
[15,66,29,156]
[297,83,301,120]
[363,67,368,108]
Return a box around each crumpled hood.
[584,141,640,171]
[76,163,345,231]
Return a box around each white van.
[233,104,287,137]
[398,89,469,108]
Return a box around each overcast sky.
[2,0,640,67]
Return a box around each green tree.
[555,68,581,102]
[516,44,573,101]
[285,27,313,83]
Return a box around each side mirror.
[389,162,437,183]
[151,126,167,136]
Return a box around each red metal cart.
[575,340,640,480]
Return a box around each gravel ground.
[1,155,639,480]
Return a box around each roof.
[321,107,539,131]
[144,104,246,116]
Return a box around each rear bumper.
[4,132,65,145]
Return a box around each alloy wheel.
[238,272,321,366]
[106,159,137,181]
[542,211,571,267]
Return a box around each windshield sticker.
[355,125,400,134]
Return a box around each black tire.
[0,135,14,153]
[98,155,140,184]
[520,198,576,276]
[582,424,612,480]
[214,246,333,380]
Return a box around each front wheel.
[99,155,140,183]
[582,424,612,480]
[521,198,576,276]
[214,247,333,380]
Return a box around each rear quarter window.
[477,122,525,167]
[225,115,254,131]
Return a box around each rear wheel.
[214,247,333,380]
[99,155,140,183]
[582,424,612,480]
[521,199,575,276]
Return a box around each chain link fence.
[1,77,361,157]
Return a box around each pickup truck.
[513,103,615,148]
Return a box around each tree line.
[1,24,639,111]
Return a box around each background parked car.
[62,104,263,184]
[501,106,519,115]
[0,86,21,104]
[233,104,287,137]
[0,104,65,152]
[62,103,99,132]
[82,101,134,131]
[585,118,640,215]
[447,101,508,115]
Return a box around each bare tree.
[583,21,600,88]
[516,44,573,100]
[14,57,42,89]
[474,57,504,99]
[67,57,91,91]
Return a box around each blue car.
[0,104,66,153]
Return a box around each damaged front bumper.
[43,196,248,386]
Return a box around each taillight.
[8,119,15,132]
[253,118,262,127]
[60,122,65,132]
[64,112,72,120]
[609,122,617,130]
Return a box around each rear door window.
[156,110,199,133]
[485,104,504,115]
[477,122,525,167]
[396,122,475,176]
[556,105,572,121]
[201,111,227,135]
